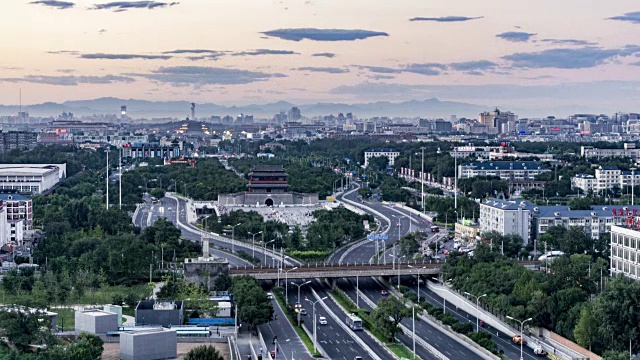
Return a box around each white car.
[319,316,327,325]
[266,293,274,300]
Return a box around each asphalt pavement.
[339,277,483,360]
[413,280,543,360]
[286,279,391,360]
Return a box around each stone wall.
[218,192,319,206]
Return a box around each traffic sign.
[380,234,388,240]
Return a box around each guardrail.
[356,288,449,360]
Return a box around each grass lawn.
[51,307,75,331]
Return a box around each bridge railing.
[227,258,447,270]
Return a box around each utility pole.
[119,148,122,209]
[105,148,110,209]
[632,168,636,206]
[421,147,425,213]
[454,148,458,209]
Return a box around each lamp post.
[507,315,533,360]
[421,147,425,213]
[464,292,487,332]
[390,254,405,288]
[249,231,263,259]
[291,280,311,305]
[632,167,636,206]
[231,223,241,253]
[306,296,327,355]
[264,239,275,264]
[105,148,110,209]
[283,268,299,304]
[408,265,426,303]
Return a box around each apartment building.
[610,225,640,279]
[479,199,531,243]
[364,148,400,167]
[571,166,640,193]
[458,161,550,181]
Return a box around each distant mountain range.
[0,97,488,119]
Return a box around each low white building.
[458,161,550,181]
[364,148,399,167]
[610,225,640,279]
[479,199,531,244]
[581,143,640,160]
[572,166,640,193]
[0,164,66,194]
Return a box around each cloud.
[355,65,401,74]
[449,60,498,71]
[608,11,640,24]
[30,1,74,9]
[503,46,640,69]
[368,74,395,80]
[312,52,336,58]
[0,74,134,86]
[539,38,595,46]
[295,67,349,74]
[47,50,79,54]
[355,63,446,76]
[496,31,536,42]
[261,28,388,41]
[80,53,172,60]
[56,69,75,73]
[92,1,179,11]
[129,66,285,86]
[232,49,299,56]
[403,63,446,75]
[409,16,482,22]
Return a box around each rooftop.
[78,310,117,317]
[462,161,549,171]
[482,199,536,211]
[0,193,29,201]
[251,165,285,172]
[365,148,398,153]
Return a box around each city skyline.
[2,0,640,114]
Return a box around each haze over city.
[2,0,640,115]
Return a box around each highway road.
[286,279,391,360]
[339,277,483,360]
[333,183,437,265]
[258,296,315,360]
[133,195,260,267]
[412,280,543,360]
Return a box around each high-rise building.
[479,108,517,133]
[288,107,301,121]
[0,131,38,153]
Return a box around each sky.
[2,0,640,114]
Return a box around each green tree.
[68,332,104,360]
[0,308,49,352]
[602,351,629,360]
[231,276,273,331]
[184,345,224,360]
[371,297,411,342]
[574,304,597,351]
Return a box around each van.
[266,293,273,300]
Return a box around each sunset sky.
[2,0,640,113]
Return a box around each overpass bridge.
[230,262,443,280]
[229,261,540,280]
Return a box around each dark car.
[380,290,389,296]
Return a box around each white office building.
[458,161,550,181]
[364,148,400,167]
[0,164,66,194]
[610,225,640,279]
[572,166,640,193]
[581,143,640,160]
[479,199,531,244]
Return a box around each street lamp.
[248,231,263,259]
[507,315,533,360]
[231,223,242,253]
[408,265,426,303]
[306,296,327,355]
[283,268,299,304]
[464,292,487,332]
[264,239,275,264]
[291,280,311,305]
[390,254,406,288]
